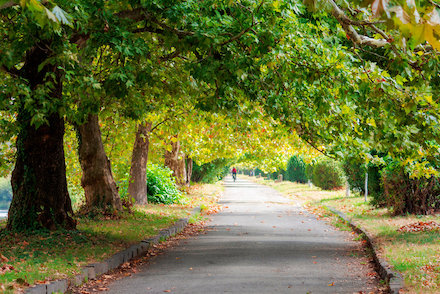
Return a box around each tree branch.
[160,49,180,62]
[1,65,20,77]
[132,25,164,34]
[116,8,194,38]
[0,1,16,10]
[150,111,188,133]
[327,0,389,47]
[219,24,258,46]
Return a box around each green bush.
[305,164,314,181]
[147,164,182,204]
[286,156,307,183]
[381,161,440,215]
[255,168,265,177]
[271,169,286,180]
[312,158,345,190]
[191,159,230,183]
[343,157,384,206]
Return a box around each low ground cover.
[243,175,440,293]
[0,183,223,293]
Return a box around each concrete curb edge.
[323,205,404,294]
[25,206,202,294]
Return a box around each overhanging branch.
[327,0,389,47]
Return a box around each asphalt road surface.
[105,177,378,293]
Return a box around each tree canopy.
[1,0,440,230]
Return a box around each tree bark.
[77,114,122,212]
[127,122,152,204]
[164,139,186,186]
[185,156,193,186]
[7,45,75,231]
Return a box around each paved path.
[105,177,378,293]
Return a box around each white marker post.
[364,172,368,202]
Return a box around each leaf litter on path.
[69,222,209,293]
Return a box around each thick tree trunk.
[185,156,193,186]
[127,122,152,204]
[164,140,186,186]
[7,45,75,231]
[77,114,122,212]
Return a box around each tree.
[127,122,152,204]
[2,0,286,230]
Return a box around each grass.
[0,182,223,293]
[243,175,440,293]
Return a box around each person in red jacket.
[232,167,237,181]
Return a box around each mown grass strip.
[243,175,440,293]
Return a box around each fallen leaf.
[0,254,8,263]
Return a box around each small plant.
[312,158,345,190]
[147,164,182,204]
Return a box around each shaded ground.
[94,177,381,293]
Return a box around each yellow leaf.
[366,117,377,127]
[424,24,440,50]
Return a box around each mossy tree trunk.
[77,114,122,213]
[7,44,75,231]
[127,122,152,204]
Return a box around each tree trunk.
[127,122,152,204]
[77,114,122,213]
[185,156,193,186]
[7,45,75,231]
[164,140,186,186]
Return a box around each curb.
[324,205,404,294]
[26,206,202,294]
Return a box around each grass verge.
[0,182,223,293]
[242,175,440,293]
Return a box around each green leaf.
[52,6,73,27]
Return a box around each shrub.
[343,157,385,206]
[255,168,265,177]
[305,164,314,181]
[191,159,230,183]
[147,164,182,204]
[382,162,440,215]
[312,158,345,190]
[286,156,307,183]
[271,169,286,180]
